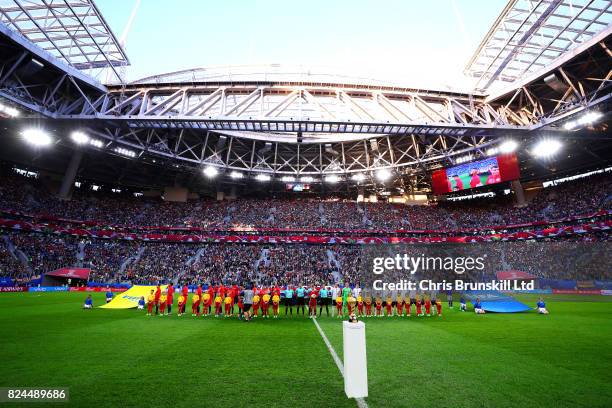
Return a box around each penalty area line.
[312,318,369,408]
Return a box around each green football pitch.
[0,292,610,408]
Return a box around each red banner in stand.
[0,208,609,235]
[46,268,91,280]
[69,287,128,292]
[496,270,537,280]
[0,216,609,244]
[552,289,602,295]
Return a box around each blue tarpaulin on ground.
[464,291,532,313]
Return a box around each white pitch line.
[312,318,369,408]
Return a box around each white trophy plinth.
[342,320,368,398]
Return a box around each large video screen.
[285,183,310,192]
[431,153,520,195]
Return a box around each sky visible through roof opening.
[96,0,509,90]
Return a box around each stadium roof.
[129,64,484,96]
[0,0,129,80]
[465,0,612,91]
[0,0,609,193]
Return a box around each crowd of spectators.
[1,170,610,232]
[1,230,609,286]
[7,231,77,276]
[497,239,612,281]
[85,240,140,283]
[0,168,610,286]
[0,236,27,280]
[255,245,336,286]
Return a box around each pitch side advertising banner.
[28,286,69,292]
[0,286,28,292]
[552,289,603,295]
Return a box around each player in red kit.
[231,284,239,314]
[181,283,189,302]
[154,285,161,315]
[405,294,412,317]
[357,296,364,317]
[385,295,393,317]
[416,295,423,316]
[396,295,404,317]
[435,299,442,317]
[237,295,244,318]
[308,287,318,318]
[375,296,383,317]
[469,168,482,188]
[486,165,501,184]
[452,175,463,191]
[424,296,432,316]
[365,296,372,317]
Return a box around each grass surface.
[0,292,610,408]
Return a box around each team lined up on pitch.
[135,282,455,318]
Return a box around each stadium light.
[70,131,90,145]
[114,147,136,158]
[376,169,392,182]
[563,121,576,130]
[229,171,243,179]
[203,166,218,178]
[325,174,340,183]
[486,147,498,156]
[577,111,602,125]
[300,176,314,183]
[532,139,562,158]
[255,174,271,182]
[564,111,603,130]
[89,139,104,148]
[0,103,19,117]
[499,140,518,154]
[351,173,365,182]
[455,154,473,164]
[281,176,296,182]
[22,128,52,147]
